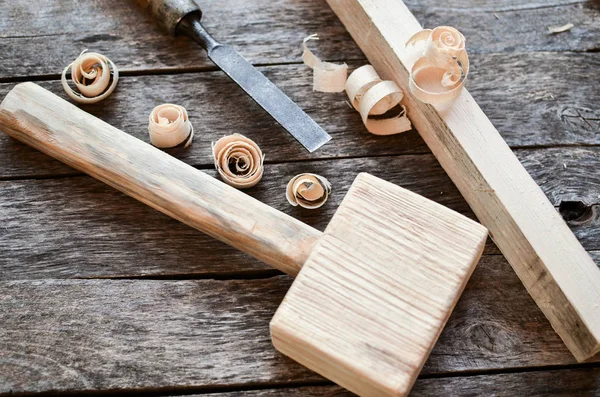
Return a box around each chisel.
[138,0,331,152]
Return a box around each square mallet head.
[271,173,487,397]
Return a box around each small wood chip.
[548,23,574,34]
[345,65,412,135]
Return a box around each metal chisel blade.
[207,44,331,153]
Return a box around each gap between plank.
[2,362,598,397]
[68,250,600,282]
[0,59,363,85]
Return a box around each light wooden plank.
[1,148,598,279]
[327,0,600,362]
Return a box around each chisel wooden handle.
[0,82,321,276]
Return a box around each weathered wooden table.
[1,0,599,395]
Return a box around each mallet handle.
[0,83,321,276]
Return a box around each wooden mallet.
[0,82,487,397]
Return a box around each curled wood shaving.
[61,50,119,104]
[405,26,469,105]
[302,34,348,93]
[148,104,194,149]
[548,23,574,34]
[212,134,264,189]
[345,65,412,135]
[286,173,331,209]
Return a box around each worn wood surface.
[1,148,598,279]
[1,52,599,179]
[1,271,599,395]
[0,0,598,395]
[0,0,597,79]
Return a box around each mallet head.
[271,173,487,397]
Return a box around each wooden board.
[1,148,598,280]
[326,0,600,362]
[1,52,599,179]
[1,270,598,395]
[0,0,597,79]
[272,173,487,396]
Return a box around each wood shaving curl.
[212,134,264,189]
[286,173,331,209]
[148,104,194,149]
[345,65,412,135]
[405,26,469,105]
[302,34,348,93]
[61,50,119,104]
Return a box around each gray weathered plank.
[0,0,359,79]
[1,52,599,179]
[1,148,598,279]
[0,269,598,395]
[0,278,311,394]
[0,0,597,79]
[409,1,600,54]
[195,368,600,396]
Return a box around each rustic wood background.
[0,0,599,395]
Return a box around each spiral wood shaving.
[405,26,469,105]
[148,104,194,149]
[212,134,264,189]
[61,50,119,104]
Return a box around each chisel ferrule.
[138,0,200,36]
[178,16,220,52]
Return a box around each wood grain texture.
[1,269,598,395]
[1,51,598,179]
[0,82,321,276]
[0,0,598,395]
[327,0,600,362]
[1,148,598,280]
[0,0,597,78]
[0,278,313,395]
[272,173,487,396]
[195,368,600,396]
